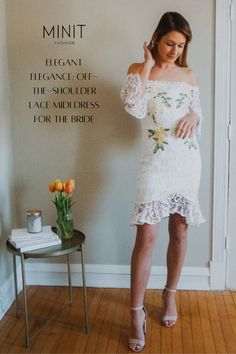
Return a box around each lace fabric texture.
[120,72,205,227]
[130,193,205,228]
[189,88,203,139]
[120,73,149,119]
[120,73,203,139]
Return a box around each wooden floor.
[0,286,236,353]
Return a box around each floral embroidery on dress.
[120,77,205,227]
[147,112,159,125]
[148,127,170,153]
[152,114,158,125]
[176,92,189,108]
[183,137,197,150]
[153,92,172,107]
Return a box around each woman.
[120,12,205,352]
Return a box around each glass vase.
[56,209,74,240]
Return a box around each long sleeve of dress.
[189,88,203,139]
[120,73,149,119]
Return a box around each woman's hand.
[175,113,199,139]
[143,41,155,69]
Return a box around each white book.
[9,231,59,243]
[10,226,54,241]
[8,238,62,252]
[9,235,56,242]
[10,234,60,248]
[12,225,52,234]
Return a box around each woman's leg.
[129,223,160,349]
[162,213,189,327]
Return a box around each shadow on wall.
[0,194,16,316]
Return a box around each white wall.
[0,0,17,319]
[5,0,213,268]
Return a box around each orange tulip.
[67,179,75,188]
[55,181,63,192]
[65,184,74,195]
[65,179,75,193]
[48,183,55,192]
[62,182,66,192]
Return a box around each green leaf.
[153,146,158,154]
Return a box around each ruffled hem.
[129,193,206,228]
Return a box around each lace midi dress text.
[120,73,205,227]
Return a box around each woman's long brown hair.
[149,12,192,67]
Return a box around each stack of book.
[8,226,62,252]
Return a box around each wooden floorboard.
[0,287,236,353]
[180,291,193,354]
[150,289,161,354]
[197,291,216,353]
[206,291,228,353]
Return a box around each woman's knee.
[168,213,188,242]
[134,223,159,253]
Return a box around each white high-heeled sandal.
[161,286,177,327]
[128,306,147,352]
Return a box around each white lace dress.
[120,73,206,227]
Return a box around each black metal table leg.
[80,243,88,333]
[67,254,73,304]
[20,254,29,348]
[13,254,19,317]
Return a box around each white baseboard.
[25,262,210,290]
[0,262,210,320]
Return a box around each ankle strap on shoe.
[165,286,177,293]
[130,305,144,311]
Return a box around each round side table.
[6,228,88,348]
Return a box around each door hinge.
[228,122,232,140]
[230,1,234,21]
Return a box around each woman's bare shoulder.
[127,62,143,74]
[182,67,199,86]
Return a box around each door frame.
[226,0,236,289]
[210,0,232,289]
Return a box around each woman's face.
[156,31,186,63]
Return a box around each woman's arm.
[175,70,203,139]
[120,42,155,119]
[128,42,155,96]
